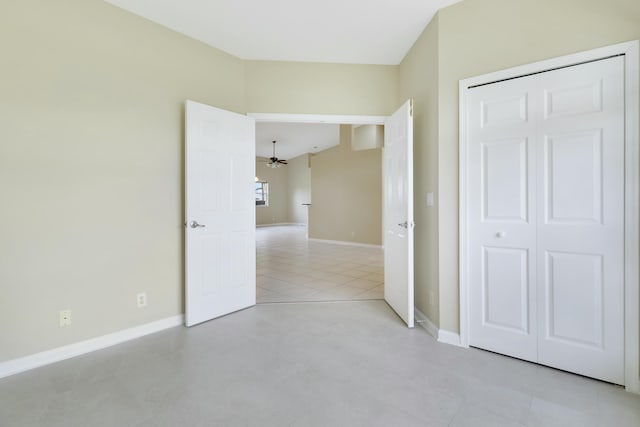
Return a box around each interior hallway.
[257,225,384,303]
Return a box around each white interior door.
[466,57,625,384]
[384,99,414,328]
[185,100,256,327]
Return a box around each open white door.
[185,100,256,327]
[384,99,414,327]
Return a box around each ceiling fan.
[263,140,288,168]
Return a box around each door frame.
[248,111,397,307]
[458,40,639,392]
[248,113,386,125]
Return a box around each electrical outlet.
[59,309,71,327]
[137,292,147,308]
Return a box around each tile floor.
[2,226,639,426]
[1,301,639,427]
[257,225,384,303]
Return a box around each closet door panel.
[467,76,538,362]
[537,57,625,384]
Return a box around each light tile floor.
[257,226,384,303]
[1,301,638,427]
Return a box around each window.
[255,181,269,206]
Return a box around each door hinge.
[409,99,414,117]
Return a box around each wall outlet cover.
[59,310,71,327]
[137,292,147,308]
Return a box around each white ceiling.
[103,1,462,158]
[255,123,340,160]
[103,0,461,65]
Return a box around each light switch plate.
[426,192,434,206]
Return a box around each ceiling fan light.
[262,141,286,168]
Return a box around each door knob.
[189,221,206,229]
[398,221,408,229]
[496,231,506,238]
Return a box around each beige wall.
[399,16,440,325]
[0,0,246,362]
[401,0,640,335]
[6,0,637,376]
[286,154,311,225]
[0,0,398,363]
[245,60,398,115]
[309,126,382,245]
[255,158,288,225]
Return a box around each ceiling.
[103,1,461,159]
[255,122,340,160]
[103,0,461,65]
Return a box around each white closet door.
[467,56,625,384]
[536,57,625,384]
[467,75,538,362]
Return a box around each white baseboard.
[414,307,464,347]
[414,308,438,339]
[256,222,305,228]
[422,321,639,393]
[0,315,184,379]
[438,329,463,347]
[627,377,640,394]
[308,238,382,249]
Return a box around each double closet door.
[466,56,625,384]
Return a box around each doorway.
[184,105,415,329]
[252,116,386,304]
[249,104,415,329]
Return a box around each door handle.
[189,221,206,229]
[398,221,408,229]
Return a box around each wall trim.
[438,330,463,347]
[256,222,305,228]
[0,315,184,379]
[414,307,438,339]
[308,238,383,249]
[415,307,464,347]
[247,112,387,125]
[458,40,640,393]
